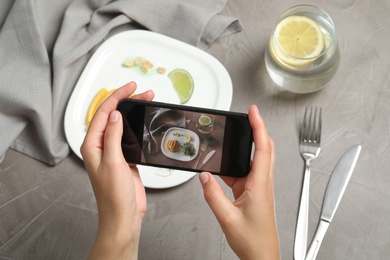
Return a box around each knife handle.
[305,220,330,260]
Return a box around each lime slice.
[184,134,191,141]
[168,69,194,104]
[272,15,324,67]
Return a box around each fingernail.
[199,172,209,186]
[110,110,119,122]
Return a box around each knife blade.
[199,150,216,168]
[305,144,361,260]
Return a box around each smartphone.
[117,99,253,178]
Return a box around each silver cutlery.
[305,145,361,260]
[199,150,216,169]
[193,138,209,169]
[295,107,322,260]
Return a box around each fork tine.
[302,106,313,142]
[310,107,321,144]
[310,107,316,142]
[301,106,322,143]
[316,107,322,143]
[300,107,309,142]
[308,107,314,142]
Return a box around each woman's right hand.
[199,104,280,260]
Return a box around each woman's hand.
[80,82,154,260]
[199,105,280,260]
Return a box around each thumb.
[103,110,124,163]
[199,172,234,225]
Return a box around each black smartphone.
[117,99,253,178]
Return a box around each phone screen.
[118,100,253,177]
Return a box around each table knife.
[305,145,361,260]
[199,150,216,168]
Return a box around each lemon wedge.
[271,15,324,67]
[85,88,116,129]
[168,69,194,104]
[85,87,137,129]
[86,88,108,128]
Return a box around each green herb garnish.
[181,142,196,156]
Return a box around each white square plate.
[64,30,232,188]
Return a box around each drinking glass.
[196,114,214,134]
[265,5,340,93]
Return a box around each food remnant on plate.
[144,60,154,68]
[123,56,166,75]
[181,141,196,156]
[157,67,166,74]
[122,59,134,68]
[134,57,144,66]
[140,64,150,73]
[154,169,174,177]
[173,132,191,141]
[141,60,154,73]
[166,139,180,152]
[121,57,195,104]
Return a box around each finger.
[247,105,274,187]
[81,82,137,166]
[102,110,124,164]
[220,176,246,199]
[87,82,154,146]
[130,167,147,218]
[91,80,155,133]
[130,90,155,102]
[90,82,138,133]
[268,138,275,180]
[199,172,236,225]
[220,175,237,188]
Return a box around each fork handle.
[294,160,311,260]
[193,151,203,169]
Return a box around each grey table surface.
[1,0,389,259]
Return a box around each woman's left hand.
[80,81,154,260]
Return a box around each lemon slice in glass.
[168,69,194,104]
[272,15,324,67]
[198,115,212,126]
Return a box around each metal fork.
[193,138,209,169]
[294,107,322,260]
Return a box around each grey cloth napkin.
[0,0,241,165]
[143,109,186,154]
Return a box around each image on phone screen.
[141,106,226,173]
[119,100,252,177]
